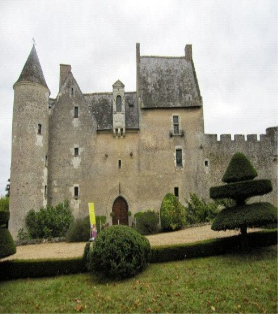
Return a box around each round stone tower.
[9,45,50,238]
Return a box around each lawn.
[0,245,277,313]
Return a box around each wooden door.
[112,196,128,225]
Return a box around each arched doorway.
[112,196,128,225]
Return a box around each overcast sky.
[0,0,277,195]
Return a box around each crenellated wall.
[202,127,278,206]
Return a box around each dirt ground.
[1,225,260,261]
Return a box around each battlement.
[204,127,278,146]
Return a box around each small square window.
[74,107,79,118]
[74,147,79,157]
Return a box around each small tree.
[210,152,277,235]
[160,193,185,231]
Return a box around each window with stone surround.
[173,116,179,135]
[74,147,79,157]
[116,95,122,112]
[176,148,183,167]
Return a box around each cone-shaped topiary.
[210,152,277,236]
[222,152,258,183]
[0,211,16,258]
[160,193,186,231]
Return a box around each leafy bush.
[160,193,185,231]
[184,193,220,224]
[85,225,151,279]
[0,229,16,258]
[65,216,90,242]
[0,196,9,211]
[136,210,159,235]
[25,200,73,239]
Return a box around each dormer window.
[116,95,122,112]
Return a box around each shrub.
[136,210,159,235]
[65,216,90,242]
[0,197,9,212]
[0,229,16,258]
[25,200,74,239]
[160,193,185,231]
[96,215,106,233]
[86,225,151,279]
[184,193,220,224]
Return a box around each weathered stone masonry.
[9,43,277,238]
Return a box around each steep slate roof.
[84,92,139,130]
[15,45,49,90]
[139,56,202,108]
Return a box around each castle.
[9,43,277,238]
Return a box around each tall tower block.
[9,46,50,238]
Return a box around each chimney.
[59,64,71,90]
[185,44,192,61]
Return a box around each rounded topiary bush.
[86,225,151,279]
[65,216,90,242]
[160,193,185,231]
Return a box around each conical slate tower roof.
[15,45,48,89]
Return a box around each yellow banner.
[88,203,96,225]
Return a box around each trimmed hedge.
[0,229,276,281]
[0,258,86,281]
[0,229,16,258]
[210,179,273,201]
[150,229,277,263]
[211,202,277,231]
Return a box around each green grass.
[0,245,277,313]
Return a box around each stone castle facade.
[9,44,277,237]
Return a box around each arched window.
[116,95,122,112]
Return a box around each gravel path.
[1,225,260,261]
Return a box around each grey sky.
[0,0,277,195]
